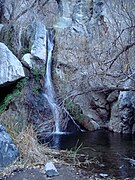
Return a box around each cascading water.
[43,33,60,133]
[43,32,82,143]
[41,32,82,148]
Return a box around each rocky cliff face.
[53,0,135,134]
[0,0,135,134]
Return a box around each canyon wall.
[0,0,135,134]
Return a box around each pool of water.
[46,130,135,179]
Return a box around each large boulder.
[0,125,19,168]
[21,53,34,69]
[0,43,25,86]
[31,22,47,62]
[109,79,135,134]
[118,91,135,134]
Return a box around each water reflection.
[50,130,135,179]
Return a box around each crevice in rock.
[0,83,17,102]
[55,0,63,15]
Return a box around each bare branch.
[13,0,38,22]
[104,42,135,68]
[112,26,135,46]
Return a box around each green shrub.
[0,78,27,114]
[0,90,20,114]
[65,100,85,123]
[20,47,30,56]
[32,67,45,95]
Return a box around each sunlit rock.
[21,53,34,69]
[31,22,47,62]
[0,43,25,86]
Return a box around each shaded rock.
[107,90,119,103]
[0,43,25,86]
[31,22,47,62]
[74,92,109,129]
[124,158,135,166]
[45,162,59,177]
[79,118,100,131]
[108,101,122,133]
[0,24,3,32]
[132,124,135,134]
[118,91,135,134]
[0,125,19,168]
[118,78,135,134]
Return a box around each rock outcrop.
[21,53,34,69]
[0,18,53,135]
[0,0,135,134]
[0,43,25,86]
[31,22,47,62]
[118,79,135,134]
[0,125,19,168]
[53,0,135,133]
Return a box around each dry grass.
[0,122,94,178]
[15,125,48,165]
[14,124,89,167]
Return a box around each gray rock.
[21,53,34,69]
[31,22,47,62]
[45,162,59,177]
[0,24,4,32]
[107,91,119,103]
[0,125,19,168]
[118,90,135,134]
[54,0,135,133]
[99,173,108,178]
[124,158,135,166]
[0,43,25,86]
[108,101,122,133]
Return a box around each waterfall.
[43,32,82,137]
[43,33,60,133]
